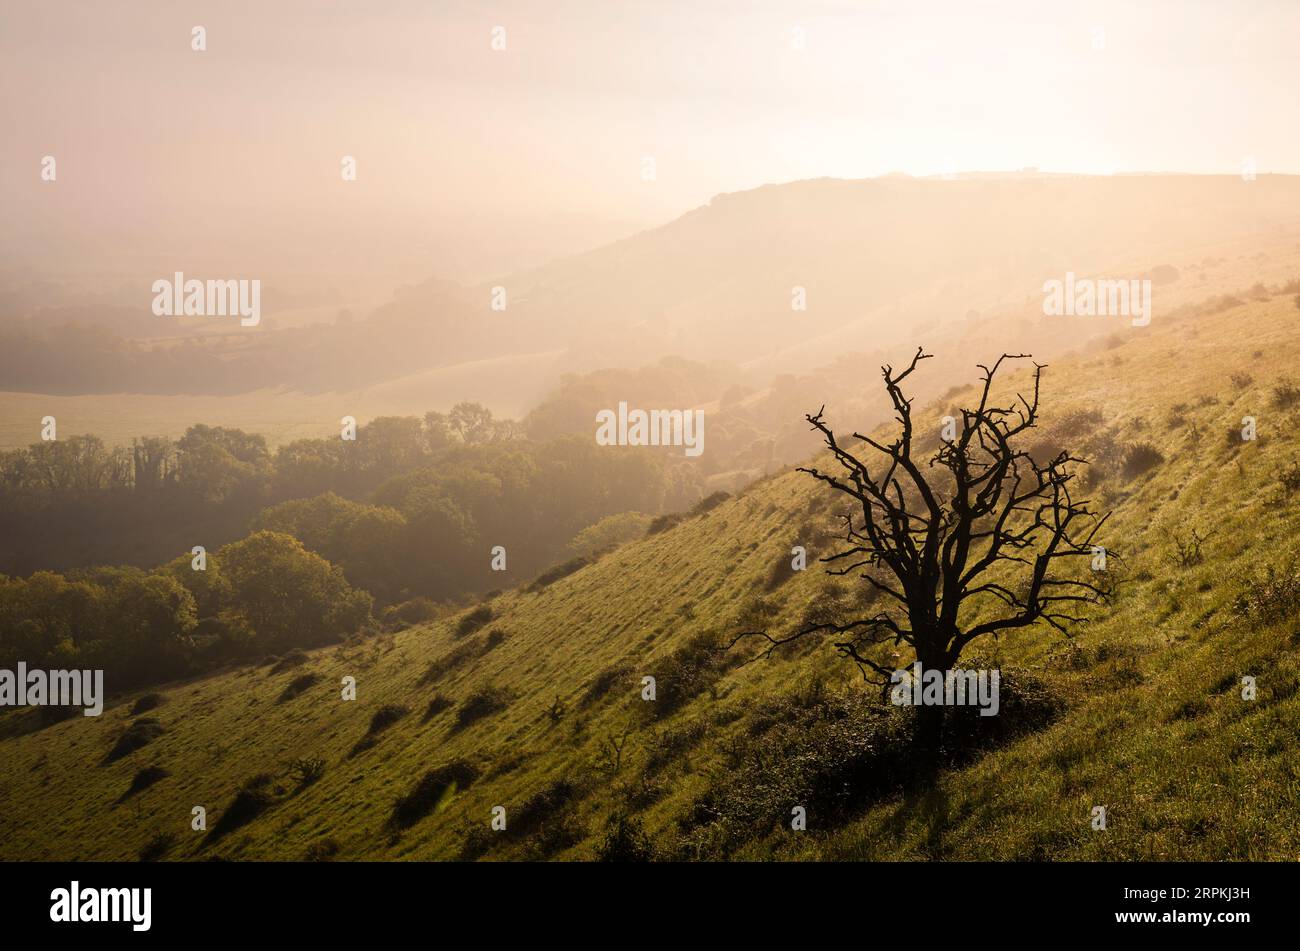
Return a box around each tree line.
[0,403,689,695]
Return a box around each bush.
[454,685,516,731]
[1272,380,1300,409]
[120,764,169,801]
[510,779,580,839]
[527,557,590,592]
[304,838,340,861]
[277,672,319,703]
[454,604,493,639]
[764,552,801,591]
[1120,442,1164,478]
[210,774,277,839]
[597,813,655,862]
[420,637,485,684]
[679,672,1063,858]
[289,757,326,787]
[565,512,652,559]
[422,694,454,721]
[1233,560,1300,624]
[129,693,164,716]
[1279,460,1300,499]
[391,760,480,827]
[645,632,734,720]
[580,663,633,708]
[643,720,709,772]
[268,649,309,675]
[382,597,440,627]
[645,513,684,536]
[105,718,164,763]
[689,491,730,516]
[734,595,781,630]
[367,703,410,735]
[528,813,588,858]
[138,832,174,862]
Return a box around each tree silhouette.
[738,348,1112,761]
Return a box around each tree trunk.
[913,691,945,773]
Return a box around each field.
[0,348,566,450]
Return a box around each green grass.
[4,280,1300,861]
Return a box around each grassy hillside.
[4,275,1300,861]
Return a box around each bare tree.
[737,348,1112,760]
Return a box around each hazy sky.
[4,0,1299,286]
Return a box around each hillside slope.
[4,274,1300,861]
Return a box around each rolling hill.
[3,266,1300,862]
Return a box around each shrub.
[381,597,440,627]
[1272,379,1300,409]
[105,718,165,764]
[421,642,475,683]
[527,557,590,592]
[764,554,799,591]
[129,693,164,716]
[210,774,278,839]
[646,632,733,720]
[304,838,340,861]
[734,595,781,630]
[454,604,493,639]
[643,720,709,772]
[391,760,480,827]
[37,704,78,726]
[120,764,170,800]
[597,813,655,862]
[420,634,496,684]
[453,685,516,731]
[422,694,454,721]
[1165,527,1212,569]
[277,671,319,703]
[289,757,326,787]
[268,649,309,675]
[581,663,633,708]
[510,779,580,839]
[1230,372,1254,390]
[1280,460,1300,498]
[529,813,588,859]
[1198,294,1244,315]
[689,491,731,516]
[1024,407,1107,462]
[679,672,1063,858]
[1233,560,1300,624]
[138,832,174,862]
[645,513,684,536]
[367,703,410,735]
[565,512,652,559]
[1120,442,1164,478]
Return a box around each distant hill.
[5,175,1300,401]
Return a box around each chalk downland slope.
[4,274,1300,861]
